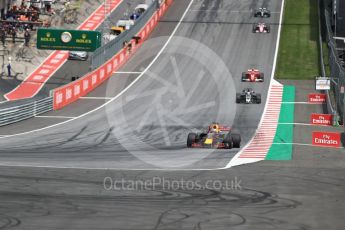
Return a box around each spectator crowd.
[0,0,53,46]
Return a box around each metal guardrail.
[318,0,335,115]
[318,0,326,80]
[91,0,160,70]
[0,97,53,126]
[321,0,345,124]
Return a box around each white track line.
[80,97,113,100]
[114,71,143,74]
[282,102,325,104]
[0,0,195,140]
[278,122,335,126]
[224,0,286,169]
[272,142,344,149]
[0,163,226,171]
[35,115,76,119]
[188,9,281,14]
[279,122,312,126]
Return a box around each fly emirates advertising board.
[312,132,341,148]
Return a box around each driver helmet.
[209,124,220,133]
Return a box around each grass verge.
[275,0,320,79]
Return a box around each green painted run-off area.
[266,85,295,160]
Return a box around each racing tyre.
[187,133,197,148]
[236,93,241,103]
[241,72,246,82]
[199,133,206,141]
[260,73,264,81]
[231,133,241,148]
[256,94,261,104]
[224,133,233,149]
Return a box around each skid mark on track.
[151,187,303,230]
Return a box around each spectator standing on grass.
[24,29,30,46]
[7,57,11,78]
[45,2,52,13]
[31,12,39,22]
[11,27,16,44]
[20,0,25,10]
[0,28,5,46]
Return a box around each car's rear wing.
[219,126,230,132]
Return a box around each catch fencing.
[318,0,334,115]
[91,0,160,70]
[321,0,345,124]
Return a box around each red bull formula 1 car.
[252,22,270,33]
[187,123,241,149]
[241,69,264,82]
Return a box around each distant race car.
[130,4,148,20]
[254,7,271,17]
[252,22,270,33]
[187,123,241,149]
[236,88,261,104]
[241,69,264,82]
[68,51,88,61]
[129,12,141,20]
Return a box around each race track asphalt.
[0,0,281,170]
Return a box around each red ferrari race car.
[252,22,270,33]
[241,69,264,82]
[187,123,241,149]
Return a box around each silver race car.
[254,7,271,17]
[68,51,88,61]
